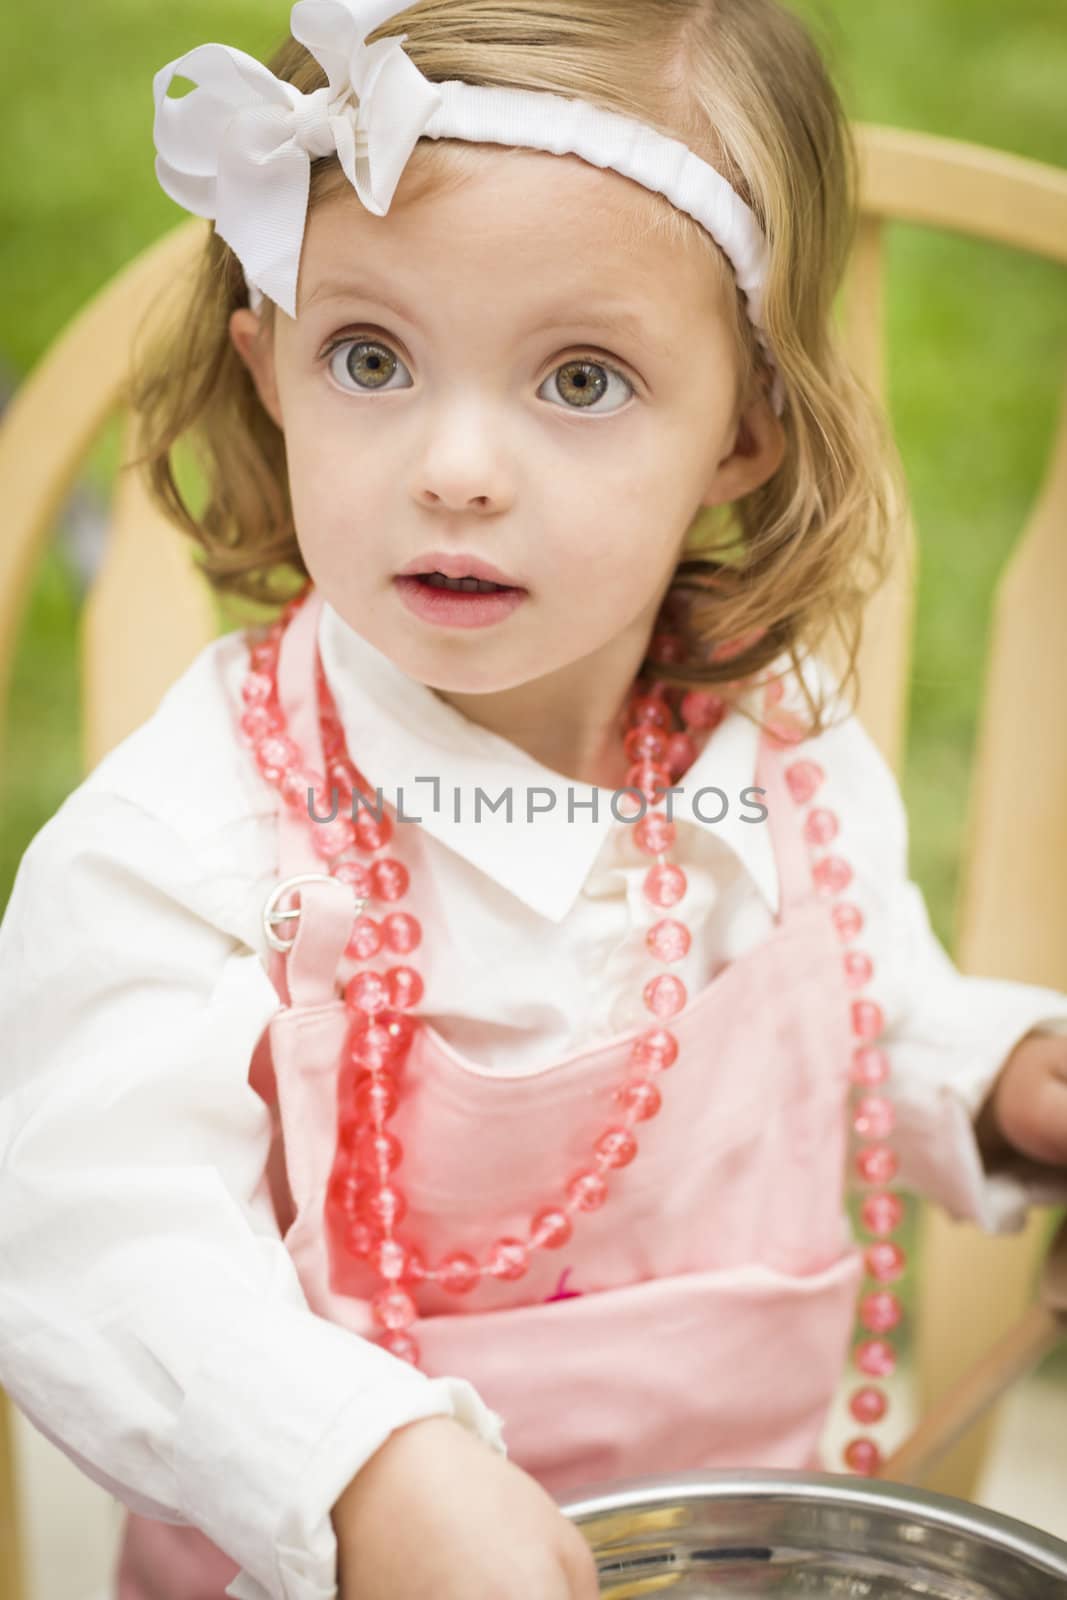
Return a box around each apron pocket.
[413,1249,864,1495]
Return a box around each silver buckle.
[262,872,366,953]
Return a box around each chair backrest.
[837,124,1067,1502]
[1,126,1065,1594]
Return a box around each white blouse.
[1,597,1066,1600]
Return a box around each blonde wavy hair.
[127,0,905,734]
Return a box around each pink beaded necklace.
[238,586,906,1478]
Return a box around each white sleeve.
[0,790,507,1600]
[803,679,1067,1235]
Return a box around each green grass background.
[1,3,1065,1375]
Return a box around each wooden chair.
[1,124,1065,1598]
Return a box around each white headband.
[153,0,783,412]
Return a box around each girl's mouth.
[393,573,528,630]
[416,572,514,594]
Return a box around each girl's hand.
[331,1413,601,1600]
[975,1031,1067,1167]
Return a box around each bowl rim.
[556,1467,1067,1580]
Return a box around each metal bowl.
[556,1470,1067,1598]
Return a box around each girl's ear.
[700,381,786,508]
[229,308,284,431]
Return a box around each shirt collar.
[318,599,779,923]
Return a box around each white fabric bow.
[153,0,443,317]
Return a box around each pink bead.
[370,858,410,901]
[379,1328,420,1365]
[865,1241,906,1283]
[595,1127,639,1169]
[849,1385,888,1425]
[649,631,684,664]
[530,1207,573,1249]
[634,813,676,855]
[240,705,285,742]
[832,902,865,942]
[627,761,673,802]
[616,1078,662,1122]
[843,1437,882,1476]
[625,726,669,765]
[371,1286,417,1331]
[643,973,687,1018]
[355,1129,403,1176]
[853,1095,895,1141]
[631,1028,679,1072]
[327,758,358,796]
[279,766,325,811]
[680,690,727,731]
[843,951,874,989]
[629,694,672,730]
[646,918,691,963]
[644,863,688,908]
[354,810,393,853]
[346,915,383,961]
[855,1146,899,1185]
[803,808,839,846]
[353,1075,398,1123]
[333,860,373,899]
[784,759,825,806]
[486,1238,529,1281]
[344,1216,380,1259]
[855,1338,897,1378]
[345,971,391,1016]
[381,912,421,954]
[363,1184,407,1229]
[566,1170,609,1212]
[665,732,698,778]
[851,1045,890,1086]
[385,966,424,1010]
[327,1168,364,1217]
[372,1238,410,1282]
[255,734,301,782]
[350,1026,401,1073]
[438,1252,481,1294]
[249,642,278,674]
[763,680,786,708]
[381,1011,415,1053]
[311,816,356,859]
[851,999,885,1040]
[861,1191,905,1236]
[812,855,853,896]
[859,1291,903,1334]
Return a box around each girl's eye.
[538,358,634,414]
[325,337,413,393]
[321,336,634,413]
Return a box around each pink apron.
[114,588,863,1596]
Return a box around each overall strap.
[263,586,357,1008]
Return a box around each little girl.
[2,2,1067,1598]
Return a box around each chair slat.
[837,212,918,775]
[81,409,218,772]
[0,220,208,754]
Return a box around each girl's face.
[231,147,784,761]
